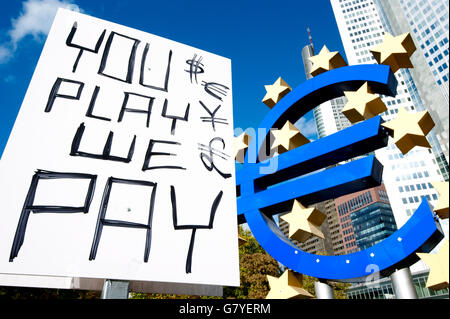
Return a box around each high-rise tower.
[330,0,446,228]
[377,0,449,180]
[302,29,351,139]
[330,0,448,274]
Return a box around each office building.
[349,187,397,250]
[378,0,449,180]
[301,34,351,139]
[347,270,449,299]
[330,0,446,237]
[335,184,397,254]
[384,0,448,102]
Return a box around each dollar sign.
[185,54,205,84]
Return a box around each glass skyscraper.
[399,0,449,101]
[378,0,449,181]
[335,185,396,254]
[350,201,397,250]
[330,0,446,229]
[330,0,448,274]
[301,42,351,139]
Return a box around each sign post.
[101,279,130,299]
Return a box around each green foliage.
[300,274,317,297]
[222,226,281,299]
[223,252,280,299]
[329,281,351,299]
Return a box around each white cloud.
[295,116,318,140]
[0,45,12,63]
[0,0,82,63]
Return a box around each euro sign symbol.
[185,54,205,84]
[236,64,444,282]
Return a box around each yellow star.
[417,240,449,290]
[234,132,251,164]
[280,200,326,243]
[270,121,310,154]
[262,77,292,109]
[308,45,347,77]
[342,82,387,124]
[431,181,449,219]
[370,32,416,73]
[381,107,435,155]
[266,270,313,299]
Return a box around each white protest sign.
[0,8,239,288]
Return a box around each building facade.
[378,0,449,179]
[347,270,449,299]
[398,0,448,102]
[350,192,397,251]
[301,43,351,139]
[330,0,446,234]
[335,184,396,254]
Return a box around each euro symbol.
[185,54,205,84]
[237,64,444,282]
[201,81,230,101]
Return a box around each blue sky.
[0,0,347,158]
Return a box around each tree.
[328,281,350,299]
[223,226,281,299]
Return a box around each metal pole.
[314,279,335,299]
[101,279,130,299]
[390,268,418,299]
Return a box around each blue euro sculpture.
[236,64,444,282]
